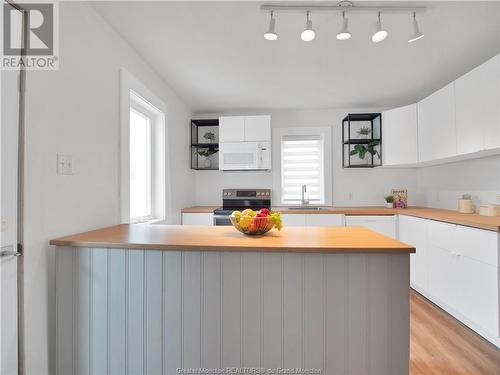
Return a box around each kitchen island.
[51,224,414,375]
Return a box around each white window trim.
[272,126,332,206]
[119,68,169,223]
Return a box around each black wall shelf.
[342,113,382,168]
[191,119,219,170]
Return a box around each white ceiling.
[92,1,500,113]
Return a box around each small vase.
[386,202,393,208]
[204,157,211,168]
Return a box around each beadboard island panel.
[55,247,410,375]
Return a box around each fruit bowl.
[230,216,276,235]
[229,209,282,236]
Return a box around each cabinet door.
[382,104,418,165]
[455,255,498,336]
[455,55,500,154]
[345,216,396,239]
[182,213,214,225]
[244,115,271,142]
[399,215,428,289]
[219,116,245,142]
[417,83,456,162]
[305,214,344,227]
[281,214,306,227]
[427,243,458,310]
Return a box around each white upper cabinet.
[417,83,457,162]
[455,55,500,154]
[219,115,271,143]
[244,115,271,141]
[382,104,418,165]
[219,116,245,142]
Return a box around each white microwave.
[219,141,271,171]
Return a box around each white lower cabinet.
[281,214,344,227]
[400,215,500,346]
[399,215,428,290]
[305,214,344,227]
[281,214,306,227]
[182,213,214,225]
[345,215,396,239]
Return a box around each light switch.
[57,154,74,175]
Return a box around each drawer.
[345,215,396,239]
[305,214,344,227]
[455,225,499,267]
[426,220,457,250]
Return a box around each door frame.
[3,1,27,374]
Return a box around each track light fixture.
[336,11,351,40]
[264,11,278,41]
[408,12,424,43]
[371,12,388,43]
[260,2,426,44]
[301,11,316,42]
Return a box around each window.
[129,105,152,220]
[120,68,167,224]
[281,135,325,204]
[128,91,165,223]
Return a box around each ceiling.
[92,1,500,113]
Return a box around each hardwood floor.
[410,289,500,375]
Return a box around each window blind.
[281,135,325,204]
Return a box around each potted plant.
[349,140,380,163]
[198,148,218,168]
[203,131,216,144]
[356,126,371,139]
[384,195,394,208]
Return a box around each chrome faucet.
[301,184,309,206]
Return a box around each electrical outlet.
[349,192,354,201]
[497,193,500,204]
[57,154,74,175]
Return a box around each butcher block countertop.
[50,224,415,253]
[182,206,500,231]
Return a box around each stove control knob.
[228,192,232,196]
[265,192,270,196]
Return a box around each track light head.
[372,12,388,43]
[336,11,351,40]
[301,11,315,42]
[408,12,424,43]
[264,11,278,41]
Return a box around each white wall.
[417,155,500,210]
[194,109,419,207]
[23,3,192,374]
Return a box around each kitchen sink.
[287,206,330,210]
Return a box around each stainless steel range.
[213,189,271,226]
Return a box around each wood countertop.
[182,206,500,231]
[50,224,415,253]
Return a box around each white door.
[399,215,428,290]
[382,104,418,165]
[417,83,457,162]
[244,115,271,141]
[455,55,499,154]
[219,116,245,142]
[1,4,23,374]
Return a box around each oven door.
[213,214,232,226]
